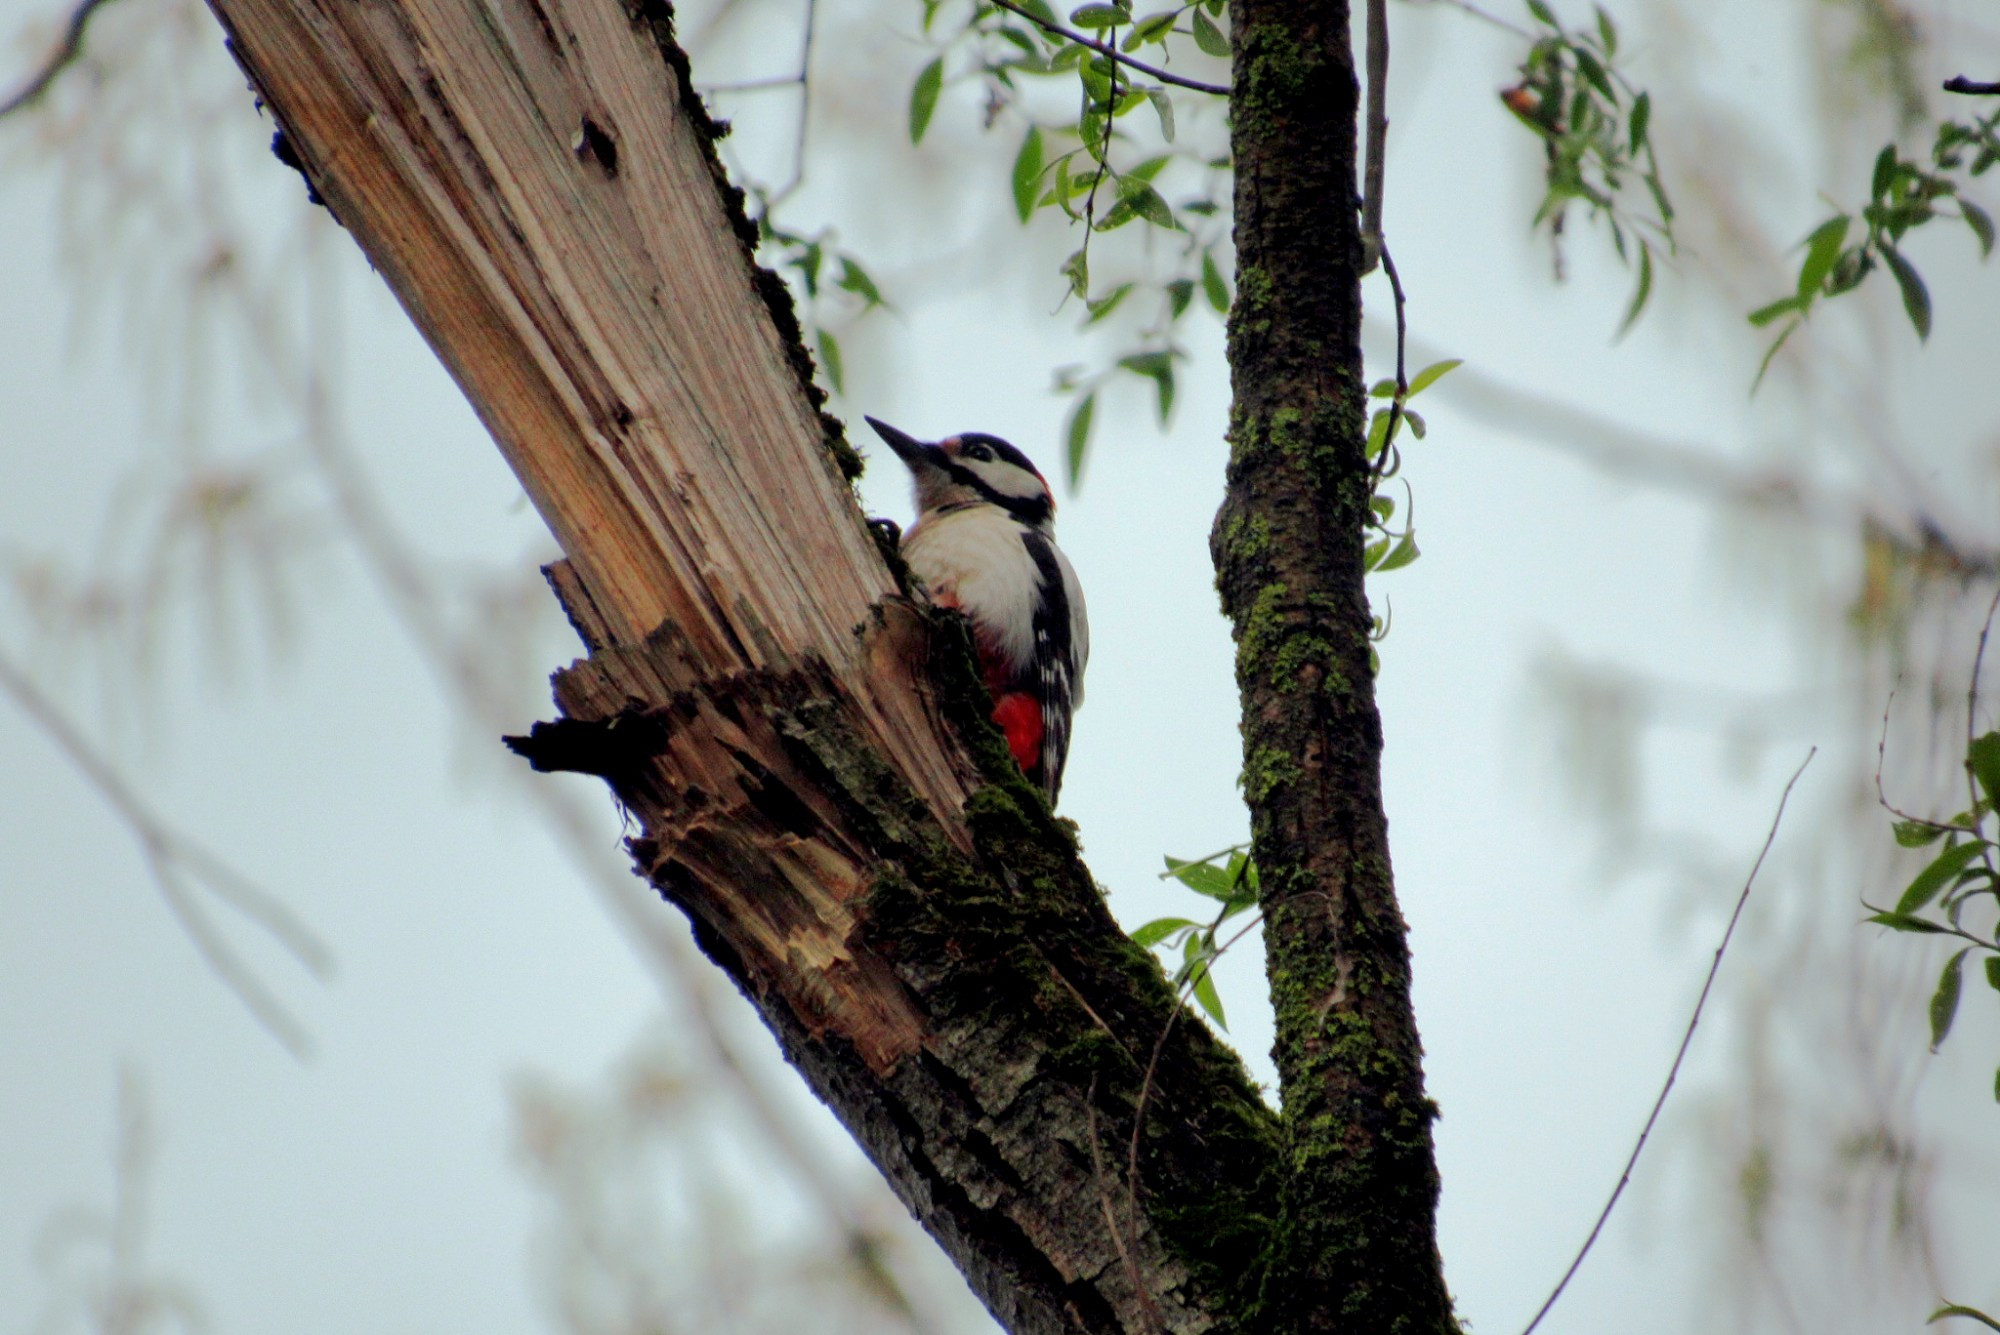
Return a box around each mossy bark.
[1215,2,1457,1331]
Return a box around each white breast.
[902,505,1046,673]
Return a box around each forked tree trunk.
[201,0,1452,1330]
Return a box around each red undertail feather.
[989,692,1045,777]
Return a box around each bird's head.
[864,416,1054,529]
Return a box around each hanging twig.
[987,0,1230,96]
[1518,748,1817,1335]
[0,0,124,119]
[0,648,330,1057]
[1360,0,1389,274]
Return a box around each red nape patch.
[989,692,1044,775]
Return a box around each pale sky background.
[4,0,1998,1332]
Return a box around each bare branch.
[1519,748,1816,1335]
[0,648,329,1057]
[1359,0,1389,273]
[0,0,124,120]
[1944,76,2000,96]
[987,0,1229,95]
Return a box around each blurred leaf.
[1161,854,1236,899]
[1893,819,1948,848]
[1120,177,1177,229]
[909,57,943,144]
[1201,250,1230,312]
[1012,125,1045,222]
[1748,295,1806,328]
[815,328,844,394]
[1864,909,1952,934]
[1932,1304,2000,1332]
[1191,6,1230,56]
[1404,409,1426,439]
[1064,391,1095,486]
[1969,732,2000,805]
[1871,144,1897,200]
[1594,5,1617,56]
[1881,245,1932,339]
[1166,279,1194,319]
[835,258,884,307]
[1930,948,1970,1050]
[1797,215,1851,297]
[1119,349,1176,420]
[1573,49,1614,101]
[1069,3,1125,27]
[1628,90,1650,153]
[1127,12,1176,46]
[1060,247,1089,298]
[1617,240,1653,335]
[1148,88,1176,142]
[1086,283,1134,322]
[1897,840,1988,914]
[1963,199,1997,257]
[1526,0,1557,27]
[1986,956,2000,994]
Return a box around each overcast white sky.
[4,0,1998,1331]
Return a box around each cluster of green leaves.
[905,0,1234,485]
[1868,731,2000,1090]
[751,189,890,396]
[1502,1,1674,332]
[1750,108,1999,383]
[1130,845,1258,1029]
[1356,356,1461,661]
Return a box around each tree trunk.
[201,0,1452,1329]
[1214,2,1456,1329]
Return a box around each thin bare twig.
[1873,684,1978,836]
[0,648,330,1057]
[1370,243,1410,488]
[1410,0,1534,38]
[1943,76,2000,96]
[1359,0,1389,274]
[1518,747,1817,1335]
[0,0,123,119]
[987,0,1230,96]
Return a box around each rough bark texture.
[1213,2,1458,1331]
[201,0,1289,1330]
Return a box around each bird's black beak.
[864,416,941,472]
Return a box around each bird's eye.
[964,444,994,462]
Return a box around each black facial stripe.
[937,455,1051,527]
[956,433,1042,479]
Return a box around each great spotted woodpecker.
[866,416,1089,806]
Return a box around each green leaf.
[1161,854,1236,899]
[1796,215,1851,297]
[1365,408,1391,460]
[1064,391,1095,486]
[1126,11,1176,46]
[1375,530,1420,573]
[815,328,843,394]
[1747,295,1806,328]
[1011,125,1045,222]
[1069,3,1125,27]
[1165,278,1194,319]
[1573,49,1614,101]
[1060,247,1089,299]
[1628,90,1651,154]
[909,57,943,144]
[1985,955,2000,994]
[1191,6,1230,56]
[1931,1304,2000,1333]
[1617,240,1653,335]
[1526,0,1558,28]
[1931,948,1970,1051]
[1130,916,1196,948]
[1120,177,1177,229]
[1881,245,1932,339]
[1406,358,1463,397]
[1404,409,1426,439]
[1897,840,1989,914]
[1147,88,1176,142]
[1190,962,1227,1029]
[1201,250,1230,313]
[1969,732,2000,805]
[1963,199,1997,257]
[1085,282,1134,323]
[1865,910,1952,934]
[1871,144,1897,200]
[1893,819,1948,848]
[835,258,884,307]
[1594,5,1617,55]
[1119,349,1176,421]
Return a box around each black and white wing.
[1021,528,1088,805]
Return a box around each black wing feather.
[1019,528,1079,804]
